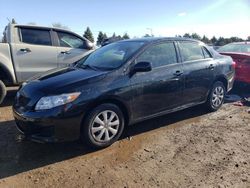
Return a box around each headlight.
[35,92,81,111]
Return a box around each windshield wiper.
[78,64,100,71]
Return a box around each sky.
[0,0,250,40]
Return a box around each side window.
[57,32,87,49]
[202,47,212,58]
[20,28,52,46]
[179,41,204,61]
[136,42,177,68]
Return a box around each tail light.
[232,61,236,69]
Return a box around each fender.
[0,48,17,84]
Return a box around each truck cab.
[0,23,95,104]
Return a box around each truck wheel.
[206,81,226,112]
[81,103,125,149]
[0,80,6,105]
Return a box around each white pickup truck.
[0,23,95,104]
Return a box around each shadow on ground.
[0,84,249,179]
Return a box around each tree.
[248,36,250,41]
[97,31,105,46]
[112,33,116,38]
[201,35,210,44]
[211,36,217,45]
[215,37,226,46]
[144,34,151,37]
[103,33,108,40]
[11,18,17,24]
[122,33,130,39]
[83,27,94,43]
[183,33,191,38]
[191,33,201,40]
[52,22,69,30]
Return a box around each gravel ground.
[0,87,249,188]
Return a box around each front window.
[77,41,145,70]
[218,43,250,53]
[57,31,87,49]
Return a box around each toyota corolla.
[13,37,235,148]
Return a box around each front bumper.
[13,105,84,143]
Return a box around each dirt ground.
[0,87,250,188]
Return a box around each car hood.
[21,67,108,96]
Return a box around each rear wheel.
[206,81,226,112]
[0,80,6,105]
[81,103,125,149]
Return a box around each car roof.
[120,37,200,43]
[12,23,73,33]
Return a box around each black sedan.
[13,37,235,148]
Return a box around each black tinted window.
[179,42,204,61]
[20,28,52,46]
[137,42,177,68]
[77,41,145,70]
[57,32,87,49]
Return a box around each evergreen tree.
[191,33,201,40]
[97,31,105,46]
[122,33,130,39]
[201,35,210,44]
[183,33,191,38]
[144,34,151,37]
[83,27,94,43]
[211,36,217,45]
[112,33,116,38]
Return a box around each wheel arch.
[80,97,131,132]
[214,75,228,91]
[0,63,15,85]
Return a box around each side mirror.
[86,41,94,50]
[131,61,152,75]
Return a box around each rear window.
[179,41,204,61]
[20,28,52,46]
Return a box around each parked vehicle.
[13,37,235,149]
[217,42,250,84]
[0,23,95,104]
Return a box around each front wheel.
[81,103,125,149]
[0,80,6,105]
[206,81,226,112]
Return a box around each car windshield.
[76,41,145,70]
[218,43,250,53]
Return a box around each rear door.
[130,41,184,120]
[12,27,58,82]
[54,31,92,67]
[178,41,216,104]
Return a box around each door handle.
[208,64,215,70]
[20,48,31,53]
[173,70,183,76]
[61,51,71,55]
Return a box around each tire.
[206,81,226,112]
[81,103,125,149]
[0,80,6,105]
